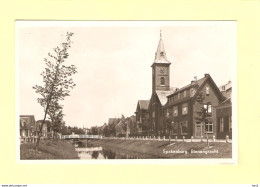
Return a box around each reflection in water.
[91,151,99,159]
[74,141,141,159]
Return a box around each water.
[74,141,141,159]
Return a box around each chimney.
[205,73,209,77]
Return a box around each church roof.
[138,100,150,110]
[153,31,171,65]
[155,90,175,106]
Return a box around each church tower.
[151,31,171,93]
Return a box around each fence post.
[201,136,203,142]
[213,135,215,142]
[175,136,177,142]
[226,135,229,143]
[163,136,165,141]
[183,136,185,142]
[191,136,193,142]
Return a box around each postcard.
[16,21,237,164]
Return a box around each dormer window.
[184,90,187,97]
[160,77,165,85]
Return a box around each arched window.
[160,77,165,85]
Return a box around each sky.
[17,21,236,128]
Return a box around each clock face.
[160,68,165,74]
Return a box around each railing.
[61,134,102,139]
[20,136,49,144]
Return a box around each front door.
[195,122,202,138]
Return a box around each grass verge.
[89,139,232,159]
[20,139,79,160]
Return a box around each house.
[36,120,52,138]
[135,100,150,134]
[216,81,232,139]
[164,74,225,139]
[20,115,36,137]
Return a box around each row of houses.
[20,115,59,138]
[133,33,232,139]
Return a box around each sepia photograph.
[16,21,237,162]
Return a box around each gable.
[194,75,225,102]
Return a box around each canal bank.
[87,138,232,159]
[20,139,79,160]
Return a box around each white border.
[15,21,237,165]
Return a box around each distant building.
[20,115,36,137]
[36,120,52,138]
[135,100,149,134]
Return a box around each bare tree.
[33,32,77,150]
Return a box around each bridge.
[61,134,102,140]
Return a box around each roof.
[168,76,207,97]
[152,32,171,65]
[216,97,232,109]
[219,81,232,92]
[36,120,51,124]
[166,74,225,105]
[138,100,150,110]
[20,115,36,130]
[156,90,175,106]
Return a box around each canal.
[73,140,142,159]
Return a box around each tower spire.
[154,30,170,64]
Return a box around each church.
[135,32,231,139]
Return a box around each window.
[178,93,180,99]
[204,103,212,113]
[180,121,188,135]
[152,111,155,118]
[160,77,165,85]
[220,117,224,132]
[206,86,209,95]
[173,106,178,117]
[229,116,232,132]
[184,90,187,97]
[205,122,213,133]
[208,104,212,113]
[182,103,188,115]
[165,108,169,117]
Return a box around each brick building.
[164,74,225,138]
[216,81,232,139]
